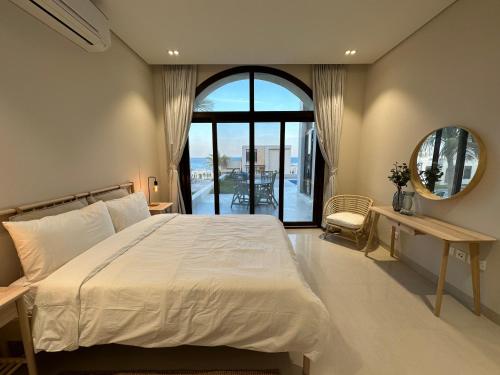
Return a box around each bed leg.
[302,355,311,375]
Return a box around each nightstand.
[148,202,173,215]
[0,286,37,375]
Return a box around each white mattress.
[32,214,329,358]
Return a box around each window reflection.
[416,127,479,198]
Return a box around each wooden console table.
[364,206,496,317]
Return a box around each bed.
[0,183,329,373]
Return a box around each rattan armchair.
[323,194,374,247]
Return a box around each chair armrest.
[322,197,337,218]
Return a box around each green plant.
[206,153,230,170]
[194,98,215,112]
[420,127,479,194]
[388,162,411,192]
[419,164,444,191]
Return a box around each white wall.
[358,0,500,316]
[337,65,366,195]
[0,1,162,284]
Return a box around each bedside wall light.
[148,176,159,206]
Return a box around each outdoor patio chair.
[255,171,278,207]
[323,194,373,248]
[268,171,278,206]
[230,173,250,208]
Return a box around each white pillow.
[105,192,151,232]
[3,201,115,282]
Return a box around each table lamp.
[148,176,159,206]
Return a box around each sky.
[189,78,312,157]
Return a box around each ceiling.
[93,0,456,65]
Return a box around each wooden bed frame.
[0,181,312,375]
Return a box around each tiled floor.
[288,229,500,375]
[31,228,500,375]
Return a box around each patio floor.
[192,179,313,222]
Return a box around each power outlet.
[451,247,486,271]
[455,249,466,262]
[480,260,487,271]
[464,255,487,271]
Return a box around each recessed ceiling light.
[168,50,174,56]
[350,50,357,55]
[345,50,351,55]
[173,50,179,55]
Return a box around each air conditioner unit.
[10,0,111,52]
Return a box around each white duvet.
[31,214,329,358]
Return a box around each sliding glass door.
[284,122,317,222]
[180,66,324,226]
[254,122,280,218]
[189,123,215,215]
[217,123,250,215]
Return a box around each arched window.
[180,66,324,226]
[194,72,313,112]
[195,73,249,111]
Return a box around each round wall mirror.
[410,126,486,200]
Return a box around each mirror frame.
[409,126,487,201]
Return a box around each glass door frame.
[179,66,325,227]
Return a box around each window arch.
[195,73,249,112]
[194,70,313,112]
[180,66,324,226]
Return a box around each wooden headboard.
[0,182,134,286]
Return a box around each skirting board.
[378,240,500,326]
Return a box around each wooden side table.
[0,286,37,375]
[148,202,173,215]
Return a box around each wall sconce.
[148,176,159,206]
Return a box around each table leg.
[364,212,380,257]
[15,300,37,375]
[469,242,481,315]
[303,355,310,375]
[434,241,450,317]
[390,226,396,258]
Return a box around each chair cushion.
[326,212,365,229]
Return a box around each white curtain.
[312,64,346,200]
[162,65,197,213]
